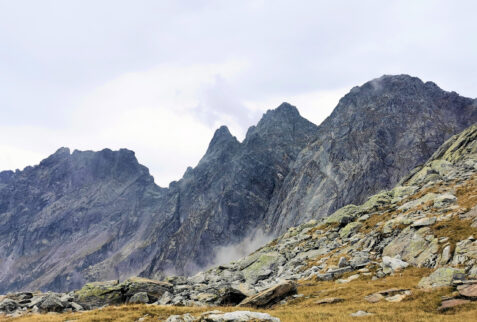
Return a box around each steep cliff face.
[263,75,477,234]
[0,148,165,293]
[143,103,319,276]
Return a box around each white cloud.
[53,60,253,186]
[1,0,476,187]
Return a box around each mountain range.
[0,74,476,294]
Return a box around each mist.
[210,229,274,268]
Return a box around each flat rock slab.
[238,281,296,308]
[315,297,344,305]
[364,293,384,303]
[365,289,411,303]
[412,217,436,227]
[457,284,477,298]
[385,293,410,302]
[418,267,466,288]
[438,298,471,311]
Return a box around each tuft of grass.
[456,175,477,210]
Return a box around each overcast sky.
[1,0,476,186]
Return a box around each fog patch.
[211,229,274,267]
[369,77,384,92]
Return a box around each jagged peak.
[245,102,307,140]
[263,102,300,120]
[54,147,71,156]
[205,125,239,155]
[39,147,71,166]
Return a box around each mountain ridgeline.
[0,74,476,293]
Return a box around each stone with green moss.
[74,280,123,308]
[361,191,391,212]
[418,267,466,288]
[121,276,172,300]
[242,252,284,284]
[340,222,362,239]
[325,205,360,225]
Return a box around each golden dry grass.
[456,174,477,210]
[3,268,477,322]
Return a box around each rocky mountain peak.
[253,102,300,131]
[205,125,239,155]
[39,147,71,167]
[244,102,317,153]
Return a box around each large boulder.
[418,267,466,288]
[39,294,64,312]
[74,280,124,309]
[381,256,409,274]
[215,287,247,305]
[128,292,149,304]
[457,283,477,299]
[339,222,362,239]
[122,277,172,302]
[238,281,296,308]
[0,298,18,313]
[241,252,284,284]
[383,227,438,267]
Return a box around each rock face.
[144,104,318,277]
[263,74,477,234]
[0,148,166,293]
[0,74,476,294]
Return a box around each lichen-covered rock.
[340,222,362,238]
[121,277,172,301]
[324,205,360,225]
[418,267,466,288]
[242,252,284,284]
[73,280,123,308]
[382,227,438,267]
[128,292,149,304]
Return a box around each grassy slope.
[3,267,477,322]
